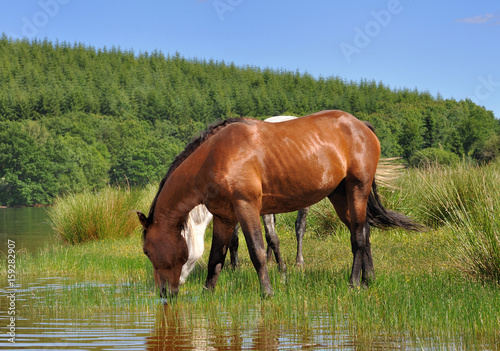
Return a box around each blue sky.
[1,0,499,118]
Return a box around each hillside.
[0,36,498,206]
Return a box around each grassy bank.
[395,161,500,283]
[5,161,500,348]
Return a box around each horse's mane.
[145,118,249,228]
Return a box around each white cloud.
[455,13,496,24]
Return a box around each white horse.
[178,116,310,285]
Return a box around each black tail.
[366,179,424,231]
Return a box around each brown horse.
[137,110,421,298]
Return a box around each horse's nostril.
[159,285,178,299]
[159,286,166,298]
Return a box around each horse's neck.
[181,205,213,260]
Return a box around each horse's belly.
[260,174,341,214]
[258,150,346,213]
[260,192,328,214]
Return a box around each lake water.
[0,208,491,350]
[0,207,55,254]
[0,274,433,351]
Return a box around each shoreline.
[0,204,51,209]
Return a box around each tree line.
[0,35,498,206]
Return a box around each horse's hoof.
[348,281,361,291]
[295,258,305,268]
[202,285,215,294]
[362,272,376,287]
[262,292,274,299]
[261,288,274,299]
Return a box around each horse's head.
[137,211,189,298]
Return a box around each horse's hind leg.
[204,216,237,292]
[329,179,374,288]
[295,207,309,267]
[347,178,375,288]
[262,214,286,274]
[328,180,351,228]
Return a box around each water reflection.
[145,304,390,350]
[147,304,285,350]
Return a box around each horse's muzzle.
[160,285,179,299]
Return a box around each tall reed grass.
[48,185,156,244]
[394,162,500,283]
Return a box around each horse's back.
[200,110,380,214]
[257,110,380,165]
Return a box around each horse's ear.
[136,211,148,229]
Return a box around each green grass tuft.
[47,185,156,244]
[403,162,500,283]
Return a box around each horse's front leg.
[229,224,239,268]
[262,214,286,275]
[236,203,274,298]
[295,207,310,267]
[263,215,275,261]
[204,216,237,292]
